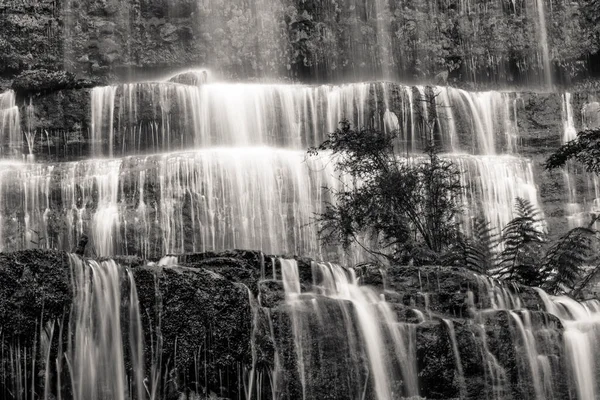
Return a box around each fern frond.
[496,198,545,285]
[442,218,499,274]
[514,197,542,220]
[542,227,597,294]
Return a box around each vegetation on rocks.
[312,121,599,295]
[309,120,463,265]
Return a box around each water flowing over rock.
[0,148,540,258]
[1,249,600,399]
[0,79,552,256]
[560,93,600,229]
[2,1,600,399]
[86,81,522,157]
[0,90,21,157]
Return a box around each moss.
[0,249,71,341]
[11,70,96,96]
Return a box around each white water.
[0,149,340,257]
[0,146,540,259]
[87,81,522,157]
[442,319,466,399]
[27,79,539,256]
[536,289,600,400]
[62,254,144,400]
[0,90,21,157]
[280,259,419,400]
[561,93,600,228]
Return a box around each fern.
[466,218,500,274]
[443,218,499,274]
[541,227,597,294]
[496,198,545,285]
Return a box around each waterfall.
[442,319,466,399]
[86,82,521,158]
[0,149,340,257]
[0,79,547,257]
[0,90,21,157]
[454,154,540,231]
[561,93,600,228]
[536,289,600,400]
[0,149,540,258]
[533,0,553,87]
[561,93,583,228]
[63,254,144,400]
[463,275,562,399]
[280,258,419,400]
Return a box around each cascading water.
[86,80,522,158]
[2,0,600,399]
[0,148,541,259]
[3,77,547,257]
[536,289,600,400]
[533,0,553,87]
[0,149,340,258]
[50,254,145,400]
[561,93,600,228]
[280,258,419,400]
[0,90,21,157]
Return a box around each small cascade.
[454,154,540,231]
[0,90,21,157]
[536,290,600,400]
[533,0,553,87]
[561,93,600,228]
[507,310,549,400]
[466,275,562,399]
[60,254,144,400]
[561,93,583,228]
[280,258,419,400]
[442,319,467,399]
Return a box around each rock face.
[0,0,598,85]
[0,249,585,400]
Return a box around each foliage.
[308,120,463,264]
[496,198,546,286]
[541,227,597,294]
[443,218,499,275]
[545,129,600,174]
[450,197,599,294]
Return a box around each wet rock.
[0,249,71,340]
[11,70,93,96]
[160,23,179,43]
[258,279,285,308]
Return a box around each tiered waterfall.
[0,77,550,258]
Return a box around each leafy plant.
[309,120,463,265]
[545,129,600,174]
[443,218,499,275]
[496,198,545,286]
[540,227,597,294]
